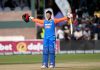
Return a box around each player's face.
[46,13,51,20]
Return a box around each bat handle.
[69,18,73,35]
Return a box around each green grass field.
[0,53,100,64]
[0,54,100,70]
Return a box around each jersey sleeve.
[54,17,69,24]
[32,18,44,24]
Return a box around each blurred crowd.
[0,0,31,11]
[56,10,100,40]
[56,0,100,40]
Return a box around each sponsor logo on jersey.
[45,24,52,28]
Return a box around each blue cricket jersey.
[44,20,55,39]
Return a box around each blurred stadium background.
[0,0,100,70]
[0,0,99,54]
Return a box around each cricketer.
[22,10,70,68]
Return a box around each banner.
[0,40,60,55]
[55,0,71,16]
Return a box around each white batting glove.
[67,13,73,18]
[29,16,34,20]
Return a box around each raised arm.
[54,17,69,24]
[22,13,44,24]
[30,17,44,24]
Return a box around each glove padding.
[22,13,30,22]
[67,13,73,18]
